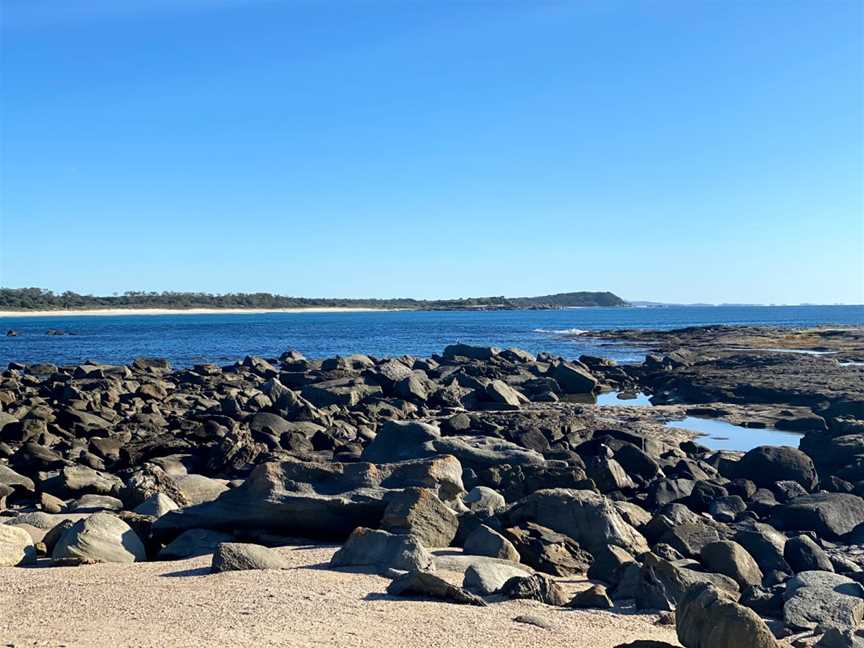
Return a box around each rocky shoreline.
[1,326,863,647]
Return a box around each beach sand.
[0,544,680,648]
[0,307,394,318]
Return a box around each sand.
[0,307,396,318]
[0,545,680,648]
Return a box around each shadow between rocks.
[161,566,211,578]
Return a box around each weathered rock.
[735,446,818,491]
[676,583,780,648]
[735,522,789,575]
[773,493,864,539]
[154,456,464,540]
[387,570,487,606]
[569,584,613,609]
[463,486,505,515]
[463,561,532,595]
[498,573,568,606]
[442,344,499,361]
[588,544,636,587]
[504,488,648,555]
[71,494,124,513]
[484,380,527,409]
[330,527,433,574]
[463,524,520,562]
[503,522,593,576]
[59,465,123,497]
[783,570,864,631]
[784,534,834,573]
[550,362,597,394]
[211,542,290,572]
[0,524,37,566]
[699,541,763,589]
[380,487,457,548]
[660,521,720,559]
[133,493,180,518]
[52,513,146,564]
[174,474,229,505]
[361,420,544,470]
[636,553,740,611]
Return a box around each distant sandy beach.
[0,307,395,318]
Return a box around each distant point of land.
[0,288,628,313]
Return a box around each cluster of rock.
[1,340,862,648]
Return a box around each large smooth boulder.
[772,493,864,539]
[676,583,780,648]
[783,570,864,631]
[735,446,818,491]
[380,487,457,548]
[330,527,433,573]
[52,513,146,564]
[784,535,834,573]
[154,456,464,540]
[0,525,36,566]
[505,488,648,555]
[211,542,290,573]
[699,541,763,589]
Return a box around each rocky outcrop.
[153,456,464,540]
[504,488,648,555]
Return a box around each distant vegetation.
[0,288,628,311]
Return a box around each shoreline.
[0,307,399,318]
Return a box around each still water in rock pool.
[664,416,803,452]
[593,391,804,452]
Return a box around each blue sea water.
[0,305,862,368]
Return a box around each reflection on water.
[594,391,653,407]
[666,416,803,452]
[562,391,653,406]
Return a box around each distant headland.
[0,288,628,315]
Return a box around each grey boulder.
[330,527,433,574]
[52,513,146,564]
[211,542,290,572]
[676,583,780,648]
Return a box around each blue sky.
[1,0,862,304]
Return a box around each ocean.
[1,305,862,368]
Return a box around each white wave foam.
[532,328,588,335]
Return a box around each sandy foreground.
[0,545,680,648]
[0,307,395,318]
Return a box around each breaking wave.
[532,328,588,335]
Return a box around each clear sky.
[1,0,862,304]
